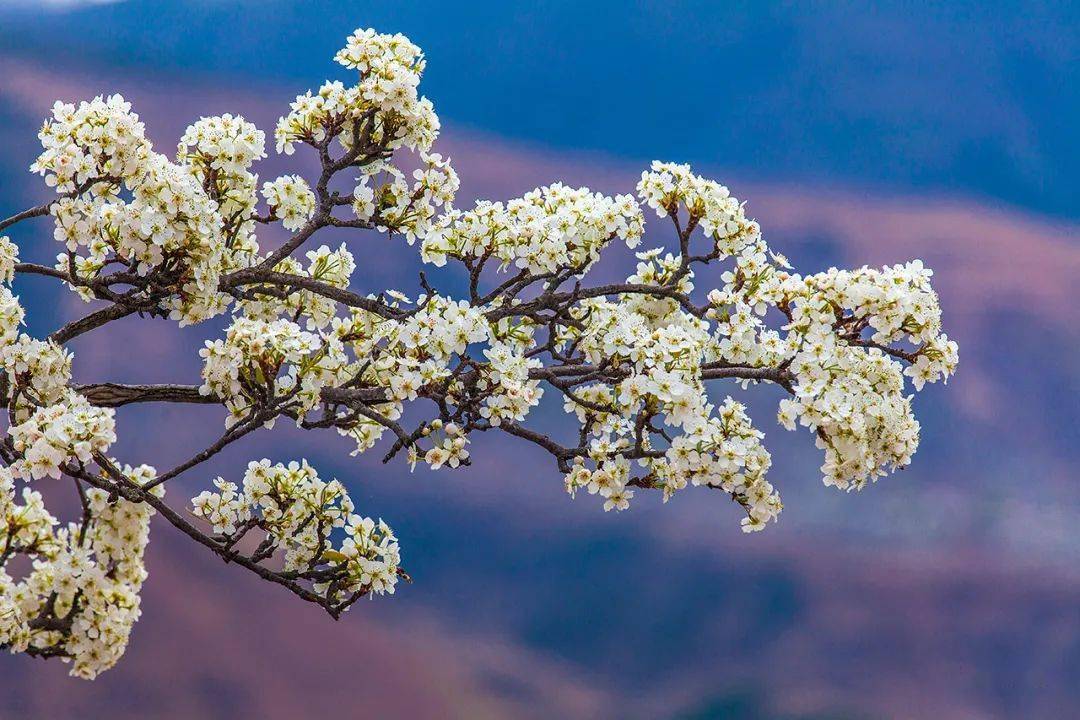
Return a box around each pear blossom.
[0,25,959,681]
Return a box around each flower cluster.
[638,160,760,256]
[661,399,780,531]
[262,175,316,231]
[0,236,18,285]
[127,154,228,323]
[177,113,266,272]
[419,420,471,470]
[179,114,267,180]
[377,295,489,402]
[46,142,227,325]
[0,468,57,558]
[475,341,544,426]
[564,457,636,512]
[199,317,348,426]
[0,235,24,347]
[0,288,24,347]
[756,263,957,489]
[276,29,438,157]
[8,391,116,480]
[1,335,73,419]
[354,152,459,242]
[551,162,958,521]
[0,464,160,679]
[191,460,400,598]
[551,263,746,517]
[31,95,150,192]
[322,294,492,462]
[33,95,261,324]
[333,27,438,152]
[904,334,959,391]
[425,183,644,273]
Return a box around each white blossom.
[190,460,400,596]
[262,175,316,231]
[0,26,960,681]
[0,236,19,285]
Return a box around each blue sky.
[3,0,1076,218]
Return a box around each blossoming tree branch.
[0,28,958,678]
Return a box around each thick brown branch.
[0,203,51,234]
[73,383,218,407]
[701,363,794,391]
[222,270,403,319]
[50,304,139,344]
[14,262,69,281]
[68,382,392,410]
[851,338,923,363]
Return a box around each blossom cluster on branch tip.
[261,175,316,231]
[0,26,957,678]
[0,464,160,678]
[192,460,400,598]
[423,183,644,272]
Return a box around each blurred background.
[0,1,1077,718]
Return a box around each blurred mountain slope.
[0,533,614,720]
